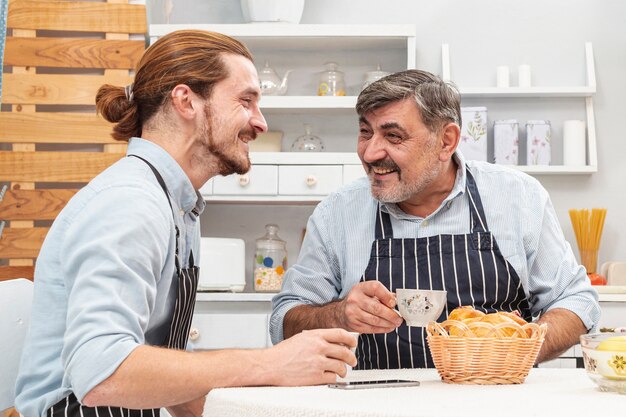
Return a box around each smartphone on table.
[328,379,420,390]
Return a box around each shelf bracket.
[441,43,451,81]
[585,42,596,90]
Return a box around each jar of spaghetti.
[253,224,287,292]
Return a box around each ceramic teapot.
[259,60,292,96]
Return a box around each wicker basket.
[426,319,548,385]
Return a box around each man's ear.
[439,122,461,161]
[170,84,199,120]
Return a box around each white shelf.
[150,23,415,48]
[149,24,416,70]
[459,86,595,98]
[251,152,594,175]
[512,165,597,175]
[441,42,598,173]
[250,152,360,165]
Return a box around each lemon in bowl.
[580,332,626,394]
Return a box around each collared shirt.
[270,152,600,344]
[15,137,205,417]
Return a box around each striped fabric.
[47,157,199,416]
[356,169,530,369]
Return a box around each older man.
[270,69,600,369]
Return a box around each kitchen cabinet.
[441,42,597,174]
[190,293,274,350]
[149,23,416,202]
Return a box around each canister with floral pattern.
[254,224,287,292]
[526,120,551,165]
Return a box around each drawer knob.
[305,175,317,187]
[238,174,250,187]
[189,327,200,341]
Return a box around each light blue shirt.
[15,138,205,417]
[270,152,600,344]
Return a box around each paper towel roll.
[563,120,586,166]
[496,66,510,88]
[518,64,531,88]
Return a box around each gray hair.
[356,69,461,132]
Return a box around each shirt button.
[179,209,185,216]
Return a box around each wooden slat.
[2,73,133,105]
[0,227,48,258]
[8,29,37,267]
[0,266,35,281]
[0,189,78,221]
[0,151,124,182]
[7,0,147,34]
[4,37,144,69]
[0,113,119,144]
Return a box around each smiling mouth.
[371,166,396,175]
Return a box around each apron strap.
[374,204,394,239]
[374,167,491,239]
[129,154,185,271]
[465,169,489,234]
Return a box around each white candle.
[518,64,532,87]
[496,65,510,88]
[563,120,586,166]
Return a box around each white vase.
[241,0,305,23]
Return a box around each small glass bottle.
[317,62,346,96]
[254,224,288,292]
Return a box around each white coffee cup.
[396,289,447,327]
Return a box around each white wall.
[152,0,626,285]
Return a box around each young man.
[270,69,599,369]
[15,30,355,417]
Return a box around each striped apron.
[47,156,199,416]
[356,169,531,370]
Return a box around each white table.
[203,368,625,417]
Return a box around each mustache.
[367,159,399,172]
[239,127,258,142]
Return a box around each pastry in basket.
[447,306,531,338]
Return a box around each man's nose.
[251,107,268,133]
[362,134,387,162]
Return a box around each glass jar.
[254,224,287,292]
[290,123,325,152]
[362,64,390,90]
[317,62,346,96]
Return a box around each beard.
[370,164,441,203]
[200,105,255,176]
[367,145,442,204]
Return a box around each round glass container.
[317,62,346,96]
[254,224,287,292]
[362,64,390,90]
[291,124,325,152]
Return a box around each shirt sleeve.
[523,181,601,330]
[60,182,173,400]
[270,197,343,344]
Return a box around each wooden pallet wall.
[0,0,147,282]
